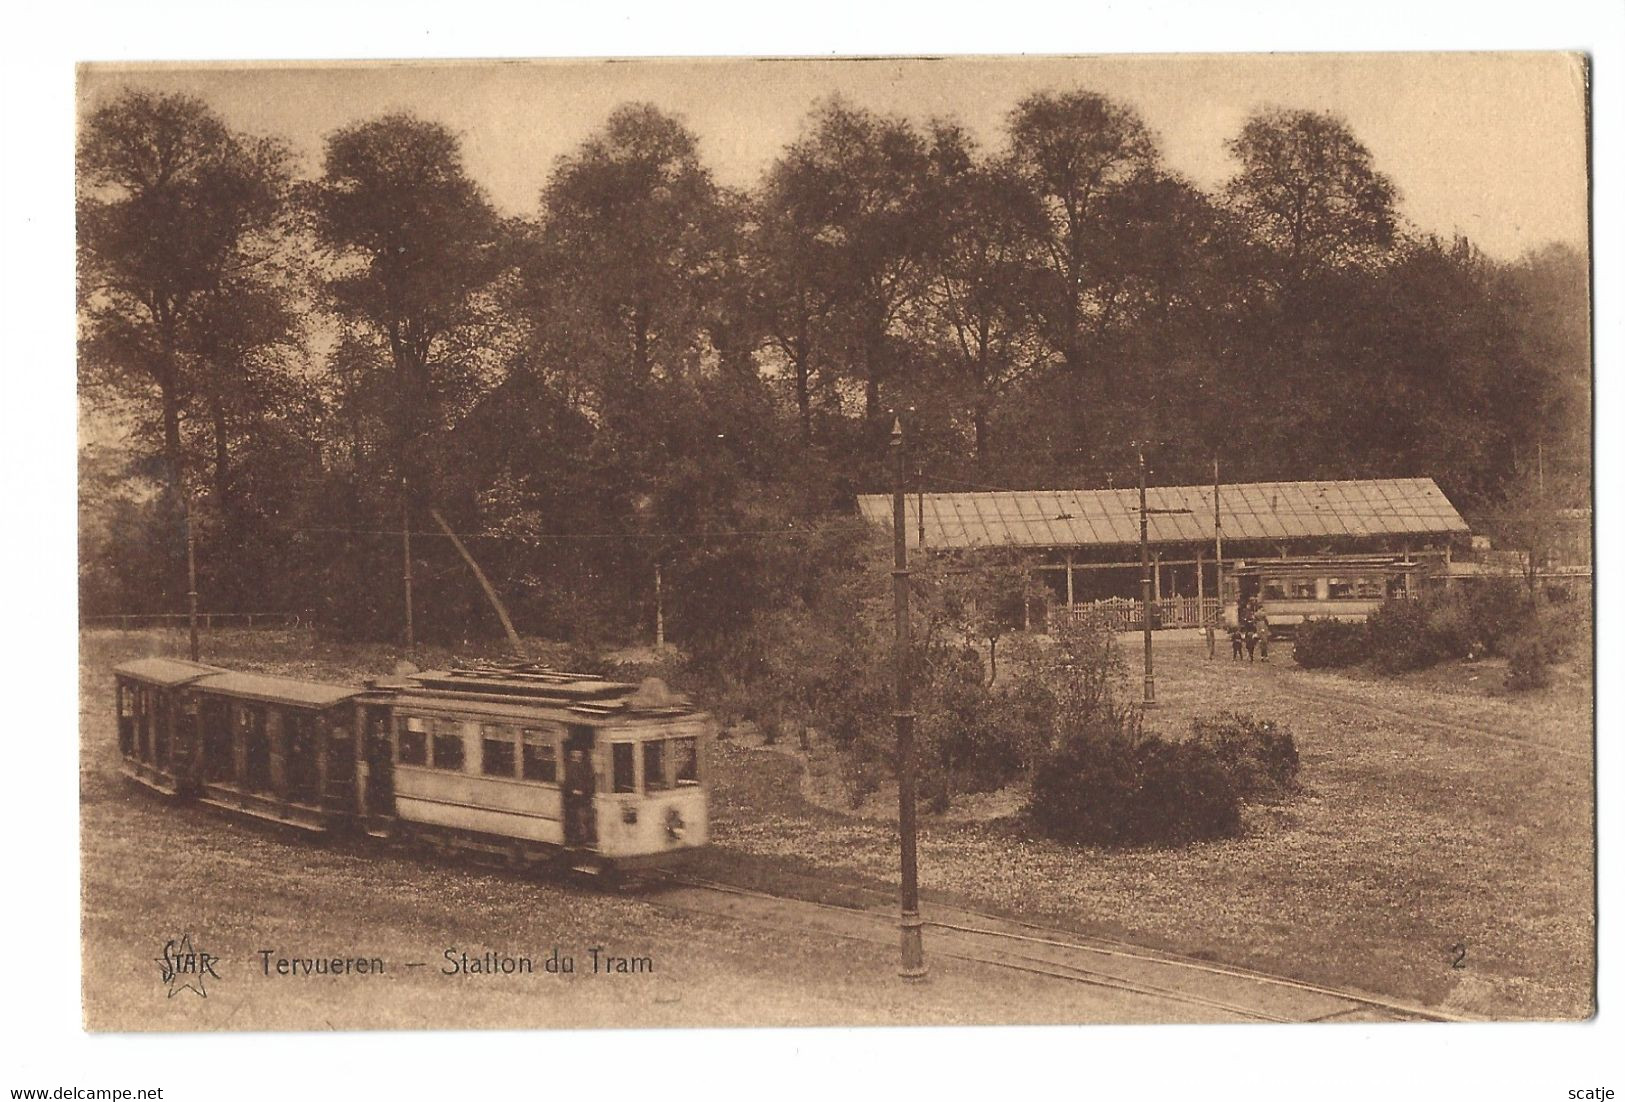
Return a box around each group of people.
[1231,599,1271,661]
[1206,599,1271,662]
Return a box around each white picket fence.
[1051,596,1219,632]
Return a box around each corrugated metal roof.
[857,478,1468,550]
[113,657,226,687]
[192,671,362,708]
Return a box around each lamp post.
[891,416,926,980]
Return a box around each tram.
[113,659,712,870]
[1224,555,1430,634]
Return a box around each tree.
[310,113,509,502]
[527,103,740,417]
[765,99,937,424]
[916,129,1048,465]
[308,113,512,641]
[1006,89,1160,376]
[1223,108,1398,298]
[78,89,293,566]
[748,157,847,443]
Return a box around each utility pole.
[1137,444,1156,708]
[184,498,199,663]
[1132,445,1193,703]
[401,478,415,651]
[891,416,926,980]
[1213,456,1224,643]
[916,464,925,550]
[654,561,665,649]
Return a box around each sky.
[78,53,1589,262]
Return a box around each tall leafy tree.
[748,159,846,443]
[1223,108,1398,298]
[517,104,758,640]
[766,99,937,424]
[527,103,739,417]
[309,113,509,503]
[914,127,1047,465]
[78,88,292,520]
[1006,89,1160,376]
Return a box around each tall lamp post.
[891,416,926,980]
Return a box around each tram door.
[562,725,596,847]
[362,705,395,817]
[200,697,233,781]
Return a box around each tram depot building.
[857,477,1475,630]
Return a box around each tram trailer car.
[1224,555,1432,637]
[113,659,712,870]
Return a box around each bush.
[1366,599,1448,673]
[1188,712,1301,799]
[1504,637,1552,691]
[1465,576,1535,655]
[1027,711,1244,847]
[1292,618,1368,669]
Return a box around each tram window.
[643,740,670,791]
[398,717,428,766]
[521,730,558,783]
[482,725,517,777]
[432,723,467,771]
[1286,577,1317,599]
[611,743,636,794]
[1355,576,1384,599]
[1262,579,1287,599]
[119,686,133,718]
[673,737,699,785]
[1327,577,1355,599]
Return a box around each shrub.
[1532,599,1590,665]
[1292,618,1368,669]
[919,647,1023,797]
[1189,712,1301,799]
[1366,599,1447,673]
[1504,637,1552,691]
[1465,576,1535,655]
[1027,711,1244,847]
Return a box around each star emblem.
[156,934,218,999]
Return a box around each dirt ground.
[79,626,1594,1027]
[78,630,1184,1030]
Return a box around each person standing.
[1254,608,1271,661]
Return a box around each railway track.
[634,868,1467,1024]
[1179,647,1590,763]
[1263,671,1590,762]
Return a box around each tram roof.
[191,670,363,708]
[857,478,1468,551]
[113,657,226,687]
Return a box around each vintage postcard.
[75,52,1592,1036]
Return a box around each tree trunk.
[795,355,812,444]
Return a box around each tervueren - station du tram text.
[113,658,712,871]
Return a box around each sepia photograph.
[68,50,1597,1039]
[0,1,1612,1087]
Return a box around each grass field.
[79,626,1594,1024]
[701,632,1594,1020]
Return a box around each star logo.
[156,934,220,999]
